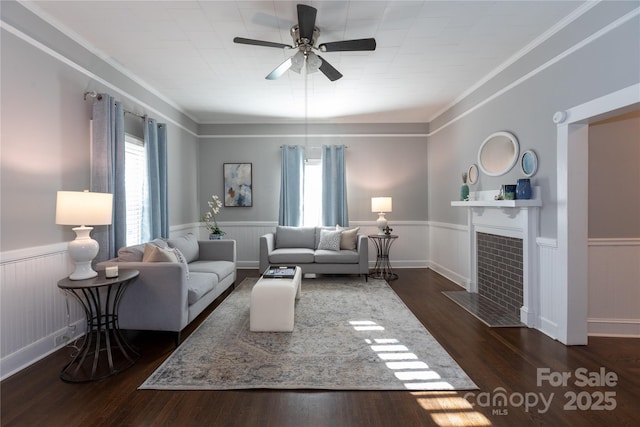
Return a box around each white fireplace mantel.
[451,187,542,208]
[451,187,541,327]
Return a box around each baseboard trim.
[587,317,640,338]
[427,260,468,290]
[1,320,85,381]
[539,317,559,340]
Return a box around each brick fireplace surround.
[477,232,524,319]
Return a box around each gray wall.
[0,2,199,252]
[197,123,428,224]
[588,110,640,238]
[427,1,640,238]
[3,0,639,250]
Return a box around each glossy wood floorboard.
[2,269,638,426]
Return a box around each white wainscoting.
[13,222,631,378]
[0,221,429,380]
[0,226,194,380]
[0,244,84,380]
[14,223,633,377]
[356,221,429,269]
[426,221,469,290]
[201,221,280,269]
[206,221,429,269]
[587,238,640,338]
[537,238,561,340]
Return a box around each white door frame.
[555,83,640,345]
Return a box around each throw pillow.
[336,225,360,250]
[317,229,342,251]
[276,226,316,249]
[167,233,199,263]
[173,247,190,279]
[117,238,167,262]
[142,244,179,263]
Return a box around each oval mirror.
[521,150,538,177]
[477,131,519,177]
[468,164,479,184]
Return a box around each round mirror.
[477,131,519,176]
[468,164,478,184]
[521,150,538,177]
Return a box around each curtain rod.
[280,145,350,148]
[84,91,145,119]
[84,91,100,100]
[125,110,145,120]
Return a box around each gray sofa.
[100,233,236,344]
[259,226,368,279]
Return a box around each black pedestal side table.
[57,269,139,382]
[368,234,399,281]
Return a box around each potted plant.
[201,194,225,239]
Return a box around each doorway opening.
[556,83,639,344]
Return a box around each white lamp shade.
[56,191,113,226]
[306,51,321,74]
[371,197,392,213]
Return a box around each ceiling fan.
[233,4,376,81]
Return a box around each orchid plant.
[201,194,225,236]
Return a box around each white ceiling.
[25,1,586,124]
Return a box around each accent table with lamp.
[369,197,397,280]
[368,234,399,281]
[371,197,392,235]
[57,269,140,382]
[54,188,141,381]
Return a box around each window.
[303,159,322,226]
[124,134,147,246]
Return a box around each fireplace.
[476,232,523,318]
[451,187,541,327]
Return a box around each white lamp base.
[68,226,99,280]
[376,212,388,235]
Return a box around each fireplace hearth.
[442,291,524,327]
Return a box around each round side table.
[368,234,399,281]
[57,269,139,382]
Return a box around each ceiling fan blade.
[233,37,292,49]
[317,56,343,81]
[266,57,293,80]
[297,4,317,42]
[319,38,377,52]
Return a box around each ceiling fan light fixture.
[290,50,305,74]
[234,4,376,81]
[307,51,321,74]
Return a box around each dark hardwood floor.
[2,268,638,426]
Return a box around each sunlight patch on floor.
[349,320,491,426]
[350,320,385,331]
[412,392,492,426]
[349,320,452,390]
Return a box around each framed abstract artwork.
[223,163,252,207]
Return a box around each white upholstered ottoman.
[250,266,302,332]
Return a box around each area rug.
[140,277,477,391]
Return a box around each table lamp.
[371,197,392,235]
[56,190,113,280]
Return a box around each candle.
[105,265,118,278]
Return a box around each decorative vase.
[209,233,223,240]
[504,185,517,200]
[460,184,469,201]
[516,178,532,199]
